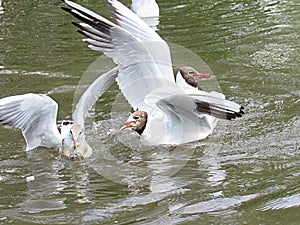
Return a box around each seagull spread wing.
[62,0,174,109]
[176,69,243,119]
[108,0,161,41]
[193,94,244,120]
[0,93,61,150]
[73,67,119,127]
[154,93,215,144]
[153,89,243,144]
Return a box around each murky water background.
[0,0,299,224]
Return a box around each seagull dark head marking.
[120,111,148,135]
[179,66,211,88]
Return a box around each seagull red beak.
[195,73,211,79]
[119,121,137,131]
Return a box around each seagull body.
[63,0,244,146]
[0,68,118,157]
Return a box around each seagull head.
[61,121,85,157]
[69,123,83,149]
[179,66,211,88]
[120,111,148,135]
[60,120,74,139]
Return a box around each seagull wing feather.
[63,0,174,109]
[0,93,61,150]
[73,67,119,127]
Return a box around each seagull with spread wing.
[62,0,244,146]
[0,67,118,157]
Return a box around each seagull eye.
[188,71,194,75]
[133,116,140,120]
[62,121,73,126]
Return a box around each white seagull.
[130,0,159,30]
[130,0,159,18]
[62,0,244,146]
[0,67,118,157]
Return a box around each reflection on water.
[18,151,67,214]
[0,0,299,224]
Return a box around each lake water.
[0,0,299,224]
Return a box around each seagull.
[0,67,118,157]
[62,0,244,146]
[130,0,159,30]
[130,0,159,18]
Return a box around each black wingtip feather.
[0,118,10,126]
[61,6,71,13]
[196,101,245,120]
[71,21,82,28]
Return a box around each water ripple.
[260,194,300,210]
[174,194,258,214]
